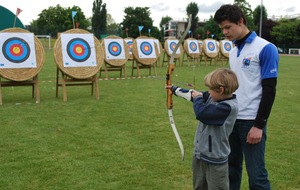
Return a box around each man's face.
[218,19,243,41]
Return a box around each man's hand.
[246,126,263,144]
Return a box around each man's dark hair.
[214,4,247,25]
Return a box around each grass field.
[0,49,299,190]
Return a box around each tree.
[203,16,221,40]
[92,0,107,39]
[253,5,268,26]
[271,19,300,44]
[159,16,172,41]
[186,2,199,38]
[234,0,255,31]
[159,16,172,29]
[30,4,89,37]
[121,7,154,38]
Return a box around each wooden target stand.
[182,38,202,66]
[162,37,183,67]
[53,29,103,101]
[0,28,45,105]
[131,36,159,77]
[218,40,232,65]
[99,35,129,79]
[202,38,219,66]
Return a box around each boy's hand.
[192,90,203,98]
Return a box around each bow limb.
[166,15,192,161]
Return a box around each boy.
[168,68,239,190]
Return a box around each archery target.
[0,33,37,68]
[187,40,199,54]
[104,38,125,59]
[61,33,97,67]
[206,39,217,53]
[167,39,180,54]
[124,39,133,55]
[136,39,156,58]
[222,40,232,53]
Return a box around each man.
[214,4,279,190]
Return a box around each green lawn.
[0,50,299,190]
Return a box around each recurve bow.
[166,15,191,161]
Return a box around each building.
[162,18,206,40]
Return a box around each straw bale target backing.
[183,38,201,59]
[202,38,219,58]
[164,37,183,59]
[102,35,129,66]
[53,29,103,79]
[219,39,233,58]
[0,28,45,81]
[132,36,159,65]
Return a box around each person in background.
[167,68,239,190]
[214,4,279,190]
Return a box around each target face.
[167,39,180,54]
[0,33,36,68]
[169,41,177,52]
[125,40,133,54]
[224,41,232,52]
[187,40,199,54]
[2,37,30,63]
[108,41,122,56]
[136,39,156,58]
[60,33,97,67]
[139,41,153,55]
[207,41,216,51]
[67,38,91,62]
[104,39,125,60]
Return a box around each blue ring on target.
[207,41,216,51]
[224,42,232,51]
[169,41,177,51]
[108,41,122,56]
[67,38,91,62]
[139,41,153,55]
[189,41,198,52]
[2,37,30,63]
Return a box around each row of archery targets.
[0,28,233,104]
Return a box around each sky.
[1,0,299,28]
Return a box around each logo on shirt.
[242,57,252,69]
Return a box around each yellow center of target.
[75,46,83,54]
[144,46,149,51]
[112,46,118,52]
[13,47,21,54]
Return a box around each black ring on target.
[207,41,216,51]
[224,42,232,51]
[108,41,122,56]
[169,41,177,51]
[139,41,153,55]
[189,41,198,52]
[67,38,91,62]
[2,37,30,63]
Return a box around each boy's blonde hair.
[204,68,239,95]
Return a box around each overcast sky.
[1,0,299,27]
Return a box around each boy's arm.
[171,86,194,102]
